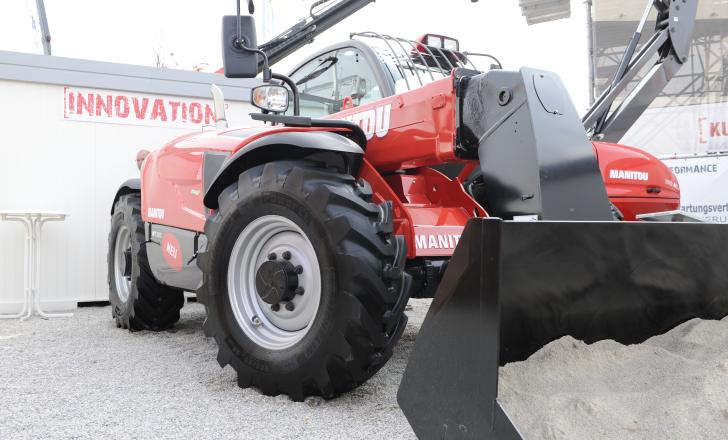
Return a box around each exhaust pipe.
[210,84,229,129]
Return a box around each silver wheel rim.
[113,225,132,303]
[227,215,322,350]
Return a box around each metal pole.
[35,0,52,55]
[586,0,596,105]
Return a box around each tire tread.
[197,161,411,400]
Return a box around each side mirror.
[221,15,259,78]
[251,85,290,113]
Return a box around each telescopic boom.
[583,0,697,142]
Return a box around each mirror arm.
[272,73,300,116]
[235,0,270,81]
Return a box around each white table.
[0,211,72,320]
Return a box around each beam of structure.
[35,0,51,55]
[519,0,571,25]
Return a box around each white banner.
[622,102,728,156]
[63,86,218,129]
[661,155,728,223]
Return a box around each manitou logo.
[341,104,392,140]
[147,207,165,220]
[609,169,649,181]
[415,234,462,250]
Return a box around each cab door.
[290,46,386,117]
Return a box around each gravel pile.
[2,299,727,439]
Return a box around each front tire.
[197,161,410,400]
[108,193,185,330]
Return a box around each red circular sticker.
[161,233,183,272]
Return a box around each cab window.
[289,50,338,118]
[289,47,383,117]
[334,48,383,108]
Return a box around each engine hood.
[593,141,680,200]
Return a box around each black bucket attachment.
[397,218,728,439]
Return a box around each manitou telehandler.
[108,0,728,437]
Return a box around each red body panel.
[141,130,239,231]
[330,76,459,171]
[141,126,351,231]
[360,162,487,257]
[141,73,680,258]
[593,141,680,220]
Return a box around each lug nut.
[252,315,262,327]
[295,286,305,296]
[295,265,303,274]
[271,304,280,312]
[285,302,295,311]
[268,252,277,260]
[282,251,292,260]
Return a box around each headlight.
[251,85,289,113]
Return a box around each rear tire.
[197,161,410,400]
[108,193,185,331]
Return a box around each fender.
[203,130,364,209]
[110,178,140,214]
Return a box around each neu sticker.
[161,233,183,272]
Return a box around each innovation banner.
[63,86,218,129]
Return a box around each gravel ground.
[2,299,728,439]
[0,300,425,440]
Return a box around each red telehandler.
[107,0,728,437]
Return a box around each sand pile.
[499,317,728,440]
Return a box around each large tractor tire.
[108,193,185,330]
[197,161,411,400]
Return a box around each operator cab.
[286,41,385,117]
[287,33,500,118]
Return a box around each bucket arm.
[582,0,697,142]
[256,0,375,71]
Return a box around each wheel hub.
[227,215,322,350]
[113,225,132,303]
[122,249,132,278]
[255,259,298,304]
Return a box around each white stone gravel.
[2,299,728,439]
[0,301,421,440]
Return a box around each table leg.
[0,216,32,319]
[20,215,36,321]
[33,216,73,319]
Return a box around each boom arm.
[582,0,697,142]
[257,0,375,71]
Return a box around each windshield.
[295,56,338,86]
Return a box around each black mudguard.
[398,218,728,439]
[203,130,363,209]
[110,178,140,214]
